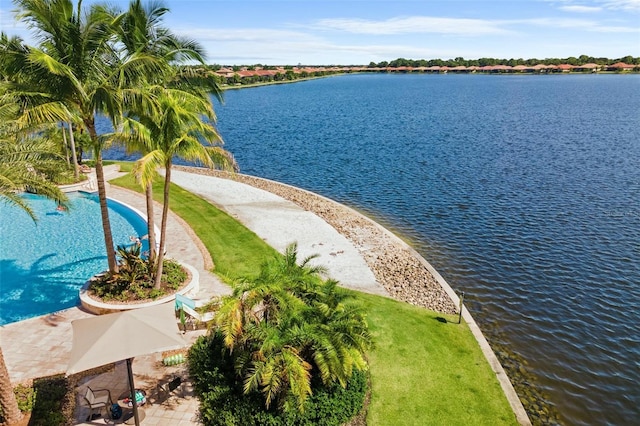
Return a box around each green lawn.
[357,291,517,425]
[110,165,517,425]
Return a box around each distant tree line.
[370,55,640,68]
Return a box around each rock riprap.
[176,166,458,315]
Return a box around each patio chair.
[175,294,215,330]
[157,375,185,401]
[82,386,113,421]
[181,304,215,328]
[174,293,206,310]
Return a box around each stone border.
[79,262,199,315]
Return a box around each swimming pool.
[0,192,148,325]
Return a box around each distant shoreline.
[219,68,639,91]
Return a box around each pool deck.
[0,165,385,425]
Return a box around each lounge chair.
[181,304,215,326]
[175,294,215,330]
[82,386,113,421]
[174,293,203,310]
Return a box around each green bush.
[14,383,35,412]
[188,333,367,426]
[8,376,75,426]
[162,260,188,289]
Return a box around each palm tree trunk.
[0,347,23,424]
[67,122,79,180]
[94,152,119,274]
[145,183,156,267]
[153,163,171,289]
[86,119,119,274]
[61,123,70,166]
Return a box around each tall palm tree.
[114,0,218,267]
[1,0,166,273]
[132,88,237,288]
[0,347,23,424]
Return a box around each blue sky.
[1,0,638,65]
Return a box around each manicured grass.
[356,291,517,425]
[110,164,517,425]
[110,169,279,280]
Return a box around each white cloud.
[180,27,319,44]
[312,16,511,36]
[551,0,640,12]
[601,0,640,11]
[559,5,603,12]
[517,16,639,32]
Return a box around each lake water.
[107,73,640,425]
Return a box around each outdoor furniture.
[117,389,147,425]
[181,304,215,329]
[82,386,112,421]
[157,375,185,400]
[67,304,187,426]
[175,294,215,330]
[174,293,206,310]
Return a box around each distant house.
[512,65,533,73]
[573,63,601,72]
[556,64,574,72]
[450,65,468,73]
[607,62,635,72]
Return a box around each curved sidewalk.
[167,169,387,296]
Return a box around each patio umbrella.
[67,302,186,425]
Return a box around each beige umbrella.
[67,302,186,425]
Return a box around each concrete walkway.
[168,169,385,296]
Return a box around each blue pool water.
[0,192,148,325]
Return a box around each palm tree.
[132,88,237,288]
[215,243,373,413]
[0,121,68,219]
[114,0,218,267]
[1,0,167,273]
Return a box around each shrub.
[7,376,75,426]
[14,383,35,412]
[188,333,367,426]
[90,257,187,301]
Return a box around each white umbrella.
[67,302,186,425]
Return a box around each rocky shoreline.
[175,166,458,315]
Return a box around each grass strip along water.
[110,164,517,425]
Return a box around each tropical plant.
[113,0,218,268]
[0,348,23,425]
[213,243,373,413]
[115,243,148,284]
[1,0,168,274]
[0,121,68,220]
[130,87,237,289]
[0,118,69,426]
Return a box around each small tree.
[215,243,373,413]
[132,88,237,289]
